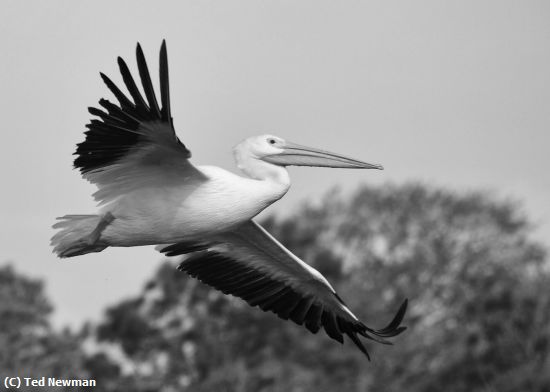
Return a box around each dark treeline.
[2,183,549,391]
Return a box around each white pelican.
[51,41,407,359]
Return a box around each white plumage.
[51,40,407,359]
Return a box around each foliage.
[89,183,550,391]
[2,183,549,391]
[0,265,91,389]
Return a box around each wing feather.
[99,73,135,110]
[304,303,324,333]
[272,291,302,320]
[159,220,407,359]
[159,40,171,123]
[289,296,315,325]
[136,43,161,118]
[117,57,150,116]
[74,41,203,204]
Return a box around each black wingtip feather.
[289,296,314,325]
[136,43,162,118]
[346,331,371,360]
[371,298,408,337]
[117,56,149,114]
[159,40,171,123]
[304,304,323,333]
[272,291,302,320]
[88,107,108,117]
[322,311,344,344]
[100,72,134,109]
[97,99,141,125]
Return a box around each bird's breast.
[171,166,289,236]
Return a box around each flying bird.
[51,41,407,359]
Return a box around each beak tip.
[370,164,384,170]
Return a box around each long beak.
[263,141,383,169]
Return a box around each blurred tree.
[0,265,98,389]
[91,183,550,391]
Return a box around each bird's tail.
[51,215,107,258]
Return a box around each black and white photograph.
[1,1,549,391]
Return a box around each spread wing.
[158,220,407,359]
[74,40,205,205]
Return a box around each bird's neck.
[237,156,291,188]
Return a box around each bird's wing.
[158,220,407,359]
[74,40,205,205]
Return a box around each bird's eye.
[268,138,276,145]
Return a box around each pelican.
[51,41,407,359]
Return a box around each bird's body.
[51,41,407,359]
[97,164,290,246]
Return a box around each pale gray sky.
[1,1,549,328]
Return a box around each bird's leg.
[86,212,115,245]
[58,213,115,257]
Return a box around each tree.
[0,265,94,387]
[91,183,550,391]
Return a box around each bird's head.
[234,134,383,170]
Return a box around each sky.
[1,0,549,328]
